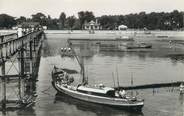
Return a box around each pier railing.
[0,33,17,41]
[0,30,44,113]
[0,31,43,63]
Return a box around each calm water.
[1,30,184,116]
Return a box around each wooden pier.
[115,81,184,90]
[0,30,44,113]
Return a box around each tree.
[48,18,59,30]
[78,11,95,29]
[0,14,16,29]
[78,11,85,29]
[59,12,66,29]
[16,16,26,24]
[170,10,182,29]
[48,15,51,20]
[31,12,47,25]
[99,15,118,30]
[66,16,76,30]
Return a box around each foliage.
[78,11,95,29]
[31,12,47,26]
[16,16,26,25]
[66,16,76,30]
[0,10,183,30]
[59,12,66,29]
[0,14,16,29]
[98,10,184,30]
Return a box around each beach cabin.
[118,25,128,30]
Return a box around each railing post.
[0,36,6,113]
[0,36,4,59]
[18,40,25,99]
[1,61,6,113]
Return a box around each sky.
[0,0,184,18]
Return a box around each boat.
[51,66,144,111]
[126,43,152,49]
[99,42,152,52]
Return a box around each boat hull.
[52,81,144,111]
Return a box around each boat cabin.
[77,85,116,97]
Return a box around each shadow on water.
[54,93,144,116]
[16,107,36,116]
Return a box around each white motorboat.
[51,67,144,111]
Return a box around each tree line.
[0,10,183,30]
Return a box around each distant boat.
[99,42,152,52]
[157,35,169,38]
[126,43,152,49]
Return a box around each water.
[1,30,184,116]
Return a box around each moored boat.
[126,43,152,49]
[51,66,144,111]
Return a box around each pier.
[0,30,44,113]
[115,81,184,90]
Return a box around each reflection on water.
[179,93,184,105]
[68,40,184,87]
[54,93,143,116]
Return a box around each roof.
[118,25,128,29]
[84,20,100,26]
[77,85,115,94]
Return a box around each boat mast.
[131,72,134,96]
[81,56,86,84]
[67,39,86,85]
[112,72,116,88]
[116,66,120,88]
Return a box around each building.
[118,25,128,30]
[84,20,101,30]
[42,26,47,30]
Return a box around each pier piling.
[0,30,44,112]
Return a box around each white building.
[118,25,128,30]
[42,26,47,30]
[84,20,101,30]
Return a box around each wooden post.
[1,61,6,112]
[29,41,33,92]
[0,35,6,112]
[0,36,3,58]
[18,40,25,99]
[18,51,22,99]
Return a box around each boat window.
[106,90,115,97]
[77,90,108,97]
